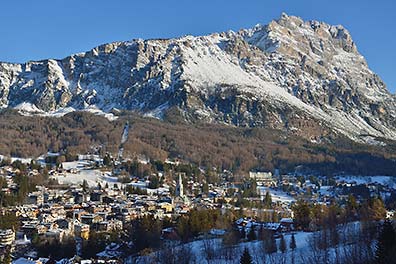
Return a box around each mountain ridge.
[0,13,395,143]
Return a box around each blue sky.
[1,0,395,92]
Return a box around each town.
[0,151,394,263]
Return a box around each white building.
[0,229,15,246]
[249,172,275,186]
[176,173,184,197]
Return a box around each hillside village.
[2,2,396,264]
[0,151,395,263]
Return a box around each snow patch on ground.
[82,105,118,121]
[258,187,296,203]
[336,175,396,188]
[56,161,122,187]
[0,155,33,164]
[133,231,314,264]
[13,104,118,121]
[143,103,169,119]
[14,102,43,113]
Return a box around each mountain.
[1,13,395,143]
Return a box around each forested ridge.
[0,110,395,175]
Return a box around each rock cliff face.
[0,13,395,142]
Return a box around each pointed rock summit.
[0,13,395,142]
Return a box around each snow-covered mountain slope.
[0,13,395,142]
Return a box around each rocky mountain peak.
[0,14,395,143]
[247,13,358,55]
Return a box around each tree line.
[0,110,395,175]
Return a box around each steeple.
[176,173,184,197]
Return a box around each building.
[0,229,15,246]
[74,223,90,240]
[45,229,65,242]
[97,220,123,232]
[175,173,184,197]
[90,191,103,202]
[386,210,395,219]
[27,192,44,205]
[249,172,275,186]
[280,218,294,231]
[159,202,173,213]
[249,172,272,181]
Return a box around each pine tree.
[240,247,253,264]
[82,179,89,192]
[290,233,297,264]
[251,179,257,197]
[290,233,296,251]
[103,154,112,167]
[369,197,387,221]
[270,233,277,253]
[279,234,287,253]
[264,191,272,208]
[240,227,246,240]
[247,227,256,241]
[346,194,358,221]
[329,226,339,247]
[264,233,277,254]
[376,220,396,264]
[292,200,311,230]
[223,227,241,246]
[2,247,12,264]
[202,182,209,195]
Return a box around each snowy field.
[130,231,314,264]
[55,161,122,187]
[14,102,118,121]
[336,175,396,189]
[0,155,33,164]
[317,185,333,196]
[130,222,364,264]
[59,161,169,194]
[258,187,295,203]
